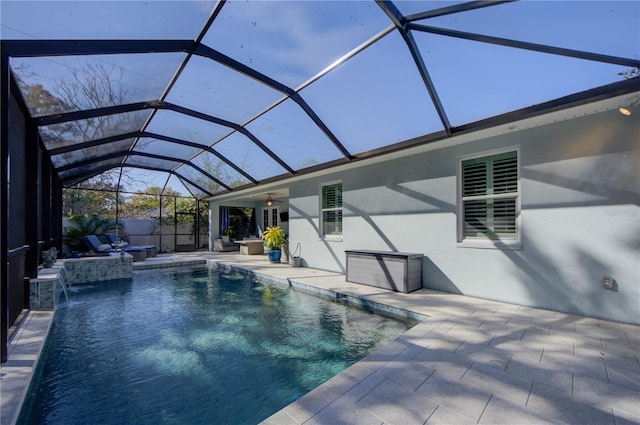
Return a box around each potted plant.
[222,226,234,239]
[262,226,286,263]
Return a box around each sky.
[1,0,638,197]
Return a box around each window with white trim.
[459,150,519,245]
[321,182,342,237]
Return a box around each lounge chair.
[105,233,157,258]
[83,235,114,253]
[85,234,146,262]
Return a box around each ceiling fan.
[265,193,283,206]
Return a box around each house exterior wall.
[284,108,639,324]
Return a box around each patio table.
[235,239,264,255]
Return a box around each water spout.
[57,268,70,304]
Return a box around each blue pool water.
[19,266,415,425]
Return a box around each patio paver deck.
[2,252,639,425]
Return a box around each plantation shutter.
[321,183,342,236]
[493,155,518,194]
[462,151,517,239]
[322,183,342,209]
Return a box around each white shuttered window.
[459,150,519,245]
[321,182,342,237]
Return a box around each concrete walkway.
[2,252,639,424]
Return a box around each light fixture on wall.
[266,194,273,206]
[619,105,633,116]
[618,97,640,116]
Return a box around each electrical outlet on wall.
[602,276,614,289]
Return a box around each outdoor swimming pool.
[18,266,415,424]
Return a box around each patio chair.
[104,233,128,248]
[106,233,157,258]
[213,235,240,252]
[85,234,146,262]
[83,235,114,253]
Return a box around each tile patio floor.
[2,252,639,425]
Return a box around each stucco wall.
[284,108,639,324]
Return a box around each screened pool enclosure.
[1,1,639,361]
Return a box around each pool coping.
[1,310,54,425]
